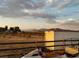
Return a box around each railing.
[0,39,79,44]
[0,38,79,57]
[0,39,78,50]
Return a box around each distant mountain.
[38,28,79,32]
[21,28,79,32]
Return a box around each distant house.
[44,28,79,50]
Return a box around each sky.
[0,0,79,30]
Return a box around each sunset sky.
[0,0,79,30]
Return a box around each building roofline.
[44,28,79,32]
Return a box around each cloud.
[57,0,71,10]
[30,13,56,19]
[56,0,79,10]
[22,9,57,19]
[47,0,54,4]
[0,0,78,22]
[0,0,57,20]
[46,0,70,8]
[46,0,79,11]
[56,19,79,30]
[0,0,46,17]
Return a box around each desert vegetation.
[0,26,44,58]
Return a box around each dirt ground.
[0,33,44,58]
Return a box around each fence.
[0,38,79,57]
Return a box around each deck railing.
[0,38,79,57]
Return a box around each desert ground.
[0,32,44,58]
